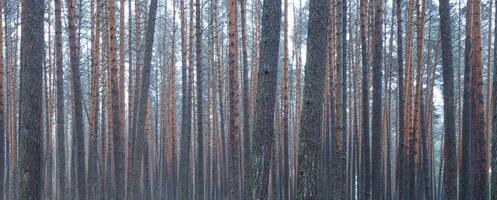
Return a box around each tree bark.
[249,0,282,198]
[17,0,44,197]
[371,0,383,199]
[439,0,457,198]
[296,0,328,198]
[227,0,241,198]
[468,0,488,199]
[359,0,371,198]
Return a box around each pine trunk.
[296,0,328,198]
[17,0,44,197]
[249,0,282,198]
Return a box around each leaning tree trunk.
[249,0,282,198]
[17,0,44,197]
[128,0,158,198]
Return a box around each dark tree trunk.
[0,0,4,197]
[196,0,204,198]
[395,0,405,198]
[179,0,191,198]
[128,0,158,197]
[66,0,86,197]
[241,0,251,198]
[249,0,282,198]
[491,0,497,198]
[371,0,383,199]
[296,0,328,198]
[439,0,457,198]
[281,0,290,199]
[359,0,371,198]
[333,0,347,199]
[17,0,44,197]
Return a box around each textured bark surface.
[296,0,328,198]
[492,0,497,198]
[439,0,457,198]
[489,2,497,199]
[333,0,347,199]
[179,0,191,197]
[241,0,251,198]
[0,0,4,197]
[228,0,241,198]
[359,0,371,198]
[107,0,125,197]
[249,0,281,198]
[371,0,383,199]
[468,1,488,199]
[17,0,44,197]
[459,1,473,199]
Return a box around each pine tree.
[17,0,44,197]
[296,0,328,198]
[439,0,457,198]
[249,0,282,198]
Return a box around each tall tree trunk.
[468,0,488,199]
[227,0,241,198]
[88,0,101,197]
[333,0,347,199]
[491,0,497,197]
[359,0,371,198]
[17,0,44,197]
[240,0,251,198]
[0,0,4,197]
[459,0,474,199]
[490,0,497,196]
[196,0,204,198]
[411,0,426,199]
[249,0,282,198]
[66,0,86,196]
[296,0,328,198]
[107,0,125,197]
[128,0,158,197]
[439,0,457,198]
[179,0,191,197]
[371,0,383,199]
[394,0,405,198]
[282,0,290,199]
[167,0,177,198]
